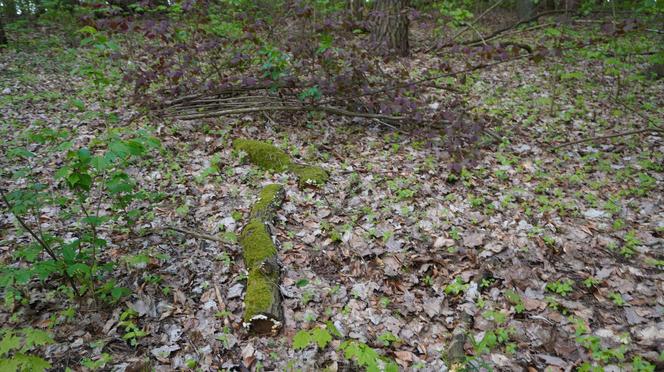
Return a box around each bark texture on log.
[240,184,285,335]
[372,0,410,57]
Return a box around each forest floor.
[1,16,663,372]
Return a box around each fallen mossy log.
[233,139,329,187]
[240,184,285,335]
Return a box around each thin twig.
[435,10,567,50]
[163,225,226,243]
[550,128,664,150]
[446,0,506,45]
[467,22,488,46]
[169,104,407,122]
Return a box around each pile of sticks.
[161,90,406,123]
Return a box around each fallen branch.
[167,103,407,122]
[445,0,506,46]
[433,10,567,50]
[240,184,285,335]
[550,127,664,150]
[163,225,225,242]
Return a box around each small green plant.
[81,353,112,370]
[0,328,53,371]
[118,309,147,347]
[571,316,629,366]
[1,130,159,307]
[449,227,461,241]
[259,45,290,84]
[472,327,515,354]
[422,275,433,286]
[609,292,626,306]
[185,358,198,369]
[631,356,656,372]
[480,277,495,288]
[292,324,336,350]
[620,230,640,258]
[379,297,390,308]
[377,332,401,347]
[504,290,525,314]
[293,323,398,370]
[546,279,574,297]
[444,277,468,296]
[644,257,664,269]
[582,277,600,288]
[542,235,556,247]
[469,195,485,208]
[482,310,507,325]
[339,340,399,372]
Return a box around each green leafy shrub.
[1,131,160,306]
[292,322,399,371]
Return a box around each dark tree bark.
[349,0,364,21]
[0,17,7,46]
[516,0,534,20]
[372,0,410,57]
[4,0,17,19]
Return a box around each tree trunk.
[516,0,534,20]
[372,0,410,57]
[349,0,363,21]
[0,17,7,46]
[4,0,17,19]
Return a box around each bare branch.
[550,128,664,150]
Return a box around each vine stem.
[0,187,81,297]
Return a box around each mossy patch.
[291,165,329,187]
[233,139,291,172]
[240,218,277,269]
[250,184,284,220]
[243,268,278,322]
[233,138,329,188]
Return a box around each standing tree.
[349,0,364,21]
[0,15,7,46]
[3,0,17,19]
[0,19,6,46]
[372,0,410,57]
[516,0,534,20]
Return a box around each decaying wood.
[240,184,286,335]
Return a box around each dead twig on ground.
[433,10,567,51]
[443,0,506,47]
[163,225,226,243]
[166,103,408,123]
[549,127,664,150]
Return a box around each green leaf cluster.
[0,328,53,372]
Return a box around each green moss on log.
[240,218,277,269]
[232,138,329,188]
[233,139,291,171]
[250,184,284,220]
[291,165,329,187]
[243,268,278,323]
